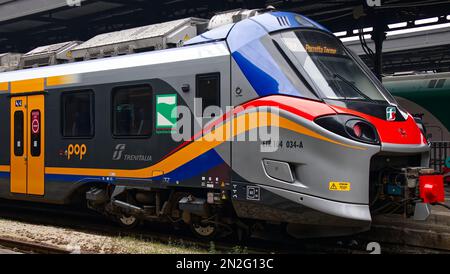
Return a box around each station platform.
[360,185,450,251]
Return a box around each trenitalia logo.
[386,107,397,121]
[112,144,126,161]
[112,144,152,162]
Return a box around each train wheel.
[116,214,139,229]
[190,222,217,239]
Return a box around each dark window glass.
[436,79,446,88]
[113,85,152,137]
[14,111,24,156]
[196,73,220,112]
[62,91,94,137]
[276,29,392,102]
[428,80,437,88]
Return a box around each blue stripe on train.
[0,172,10,178]
[45,173,101,183]
[153,149,224,182]
[45,149,225,184]
[231,42,301,98]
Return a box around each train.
[0,9,444,239]
[384,73,450,184]
[384,72,450,142]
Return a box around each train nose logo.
[386,107,397,121]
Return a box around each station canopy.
[0,0,449,73]
[0,0,448,51]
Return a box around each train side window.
[112,84,152,137]
[62,90,94,138]
[14,111,24,156]
[196,73,220,113]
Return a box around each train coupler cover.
[419,174,445,204]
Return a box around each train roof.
[384,72,450,82]
[0,10,330,84]
[186,11,330,46]
[0,42,229,84]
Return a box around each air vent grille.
[277,16,290,27]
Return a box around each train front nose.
[258,131,378,238]
[277,103,432,238]
[231,98,381,238]
[323,105,438,220]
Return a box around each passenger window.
[14,111,24,156]
[196,73,220,113]
[62,91,94,138]
[112,85,152,137]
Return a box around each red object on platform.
[419,175,445,203]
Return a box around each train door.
[10,95,45,195]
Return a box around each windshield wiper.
[332,73,377,103]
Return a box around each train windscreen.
[276,29,393,103]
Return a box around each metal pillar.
[372,23,387,80]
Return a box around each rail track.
[0,237,71,254]
[0,199,273,254]
[0,199,448,254]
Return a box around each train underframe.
[83,152,436,240]
[85,185,240,239]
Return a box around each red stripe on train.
[330,105,427,145]
[161,96,336,159]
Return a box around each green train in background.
[384,72,450,142]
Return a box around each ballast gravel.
[0,218,206,254]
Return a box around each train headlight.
[352,123,362,138]
[315,115,380,145]
[345,119,378,143]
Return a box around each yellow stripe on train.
[47,75,79,87]
[46,112,365,178]
[2,75,79,94]
[11,78,45,93]
[0,82,8,92]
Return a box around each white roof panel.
[0,42,229,83]
[73,17,206,51]
[24,41,79,56]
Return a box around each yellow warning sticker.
[329,182,351,192]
